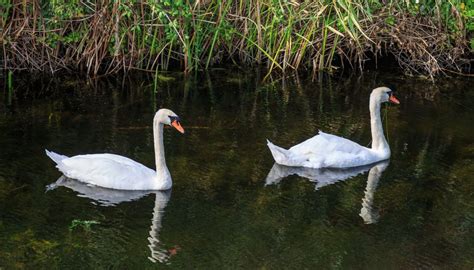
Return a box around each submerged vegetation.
[69,219,101,232]
[0,0,473,77]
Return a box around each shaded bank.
[1,1,473,77]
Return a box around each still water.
[0,69,473,268]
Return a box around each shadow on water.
[1,69,474,268]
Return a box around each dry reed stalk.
[0,0,471,77]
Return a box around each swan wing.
[268,131,378,168]
[292,131,377,168]
[289,131,363,154]
[56,154,157,190]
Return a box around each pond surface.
[1,69,474,269]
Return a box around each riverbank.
[1,1,473,78]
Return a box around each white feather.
[267,87,396,169]
[45,109,182,190]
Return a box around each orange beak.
[171,120,185,134]
[389,95,400,104]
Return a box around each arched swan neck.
[369,96,389,151]
[153,121,167,173]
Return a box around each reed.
[7,71,13,91]
[0,0,472,77]
[7,70,13,105]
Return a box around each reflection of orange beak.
[171,120,185,134]
[389,95,400,104]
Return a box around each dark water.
[1,69,474,269]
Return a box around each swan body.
[267,87,399,169]
[45,152,169,190]
[46,109,184,190]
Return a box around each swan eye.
[169,115,180,123]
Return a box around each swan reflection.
[359,161,388,224]
[265,160,389,224]
[46,176,174,263]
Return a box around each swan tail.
[45,149,68,165]
[266,140,296,166]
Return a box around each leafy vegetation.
[0,0,472,77]
[69,219,101,232]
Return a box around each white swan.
[267,87,399,168]
[45,109,184,190]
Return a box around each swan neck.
[369,97,388,151]
[153,121,167,173]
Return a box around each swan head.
[155,109,185,134]
[371,87,400,105]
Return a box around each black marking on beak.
[169,115,180,123]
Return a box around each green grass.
[0,0,472,76]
